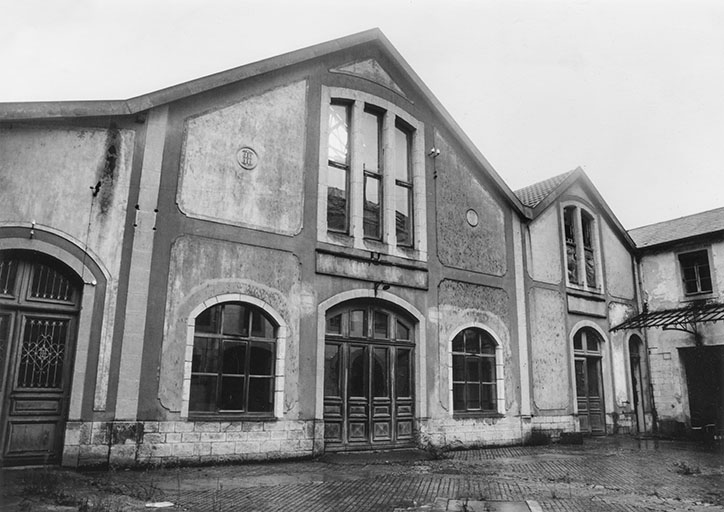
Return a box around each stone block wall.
[530,415,578,440]
[62,420,320,467]
[419,416,526,450]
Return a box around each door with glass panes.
[573,328,606,435]
[323,303,414,450]
[0,251,81,465]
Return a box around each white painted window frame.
[447,323,506,417]
[181,293,288,419]
[317,86,427,261]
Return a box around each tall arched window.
[563,204,600,291]
[189,302,277,416]
[452,327,499,414]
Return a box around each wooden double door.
[323,304,415,450]
[573,328,606,435]
[0,252,81,465]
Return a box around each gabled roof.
[0,28,527,217]
[515,167,636,250]
[514,170,575,208]
[628,206,724,249]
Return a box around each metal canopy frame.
[611,302,724,335]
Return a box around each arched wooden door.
[323,302,415,450]
[573,328,606,435]
[0,251,82,465]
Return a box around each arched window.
[189,302,277,416]
[562,204,599,290]
[452,328,498,414]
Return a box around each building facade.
[0,29,711,468]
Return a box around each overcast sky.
[2,0,722,230]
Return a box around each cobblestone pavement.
[2,437,723,511]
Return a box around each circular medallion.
[236,147,259,170]
[466,209,479,227]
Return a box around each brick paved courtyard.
[2,437,722,511]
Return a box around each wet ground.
[1,437,722,511]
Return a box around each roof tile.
[514,171,574,208]
[628,206,724,248]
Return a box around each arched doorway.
[0,250,82,465]
[573,327,606,435]
[323,301,415,450]
[628,335,646,433]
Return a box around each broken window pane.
[364,175,381,239]
[328,103,349,164]
[327,165,348,232]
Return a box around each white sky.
[2,0,723,230]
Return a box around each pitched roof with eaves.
[628,206,724,249]
[514,170,575,208]
[0,28,528,218]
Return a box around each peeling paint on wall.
[527,205,562,284]
[435,132,506,275]
[178,81,308,235]
[529,287,569,411]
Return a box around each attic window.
[562,204,600,291]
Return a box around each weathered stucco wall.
[158,235,304,416]
[529,287,569,411]
[0,125,133,274]
[602,222,635,300]
[608,302,637,408]
[178,81,307,235]
[435,133,506,275]
[639,251,685,310]
[436,279,516,415]
[527,205,562,284]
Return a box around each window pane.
[466,358,480,382]
[361,109,381,172]
[574,359,586,396]
[452,332,464,353]
[363,176,381,239]
[396,348,411,397]
[481,357,495,382]
[328,103,349,164]
[480,335,496,355]
[251,310,274,338]
[195,306,220,334]
[394,126,411,182]
[326,314,342,335]
[0,258,18,296]
[396,321,410,341]
[586,331,599,352]
[452,355,465,381]
[481,383,496,411]
[220,376,245,410]
[466,383,481,409]
[222,303,249,337]
[221,341,246,375]
[327,165,348,232]
[189,375,217,412]
[192,337,219,373]
[453,383,465,411]
[350,310,365,338]
[372,347,389,397]
[573,331,583,351]
[373,311,389,339]
[324,344,341,397]
[587,359,600,397]
[395,185,412,246]
[248,377,273,412]
[465,330,480,354]
[349,346,367,397]
[249,343,274,375]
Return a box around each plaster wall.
[435,133,506,275]
[602,222,635,300]
[157,235,307,417]
[608,302,637,409]
[0,125,133,279]
[436,280,516,416]
[529,287,569,411]
[177,81,307,235]
[527,205,562,284]
[639,251,684,310]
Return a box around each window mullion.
[350,101,365,241]
[573,207,587,287]
[382,112,395,246]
